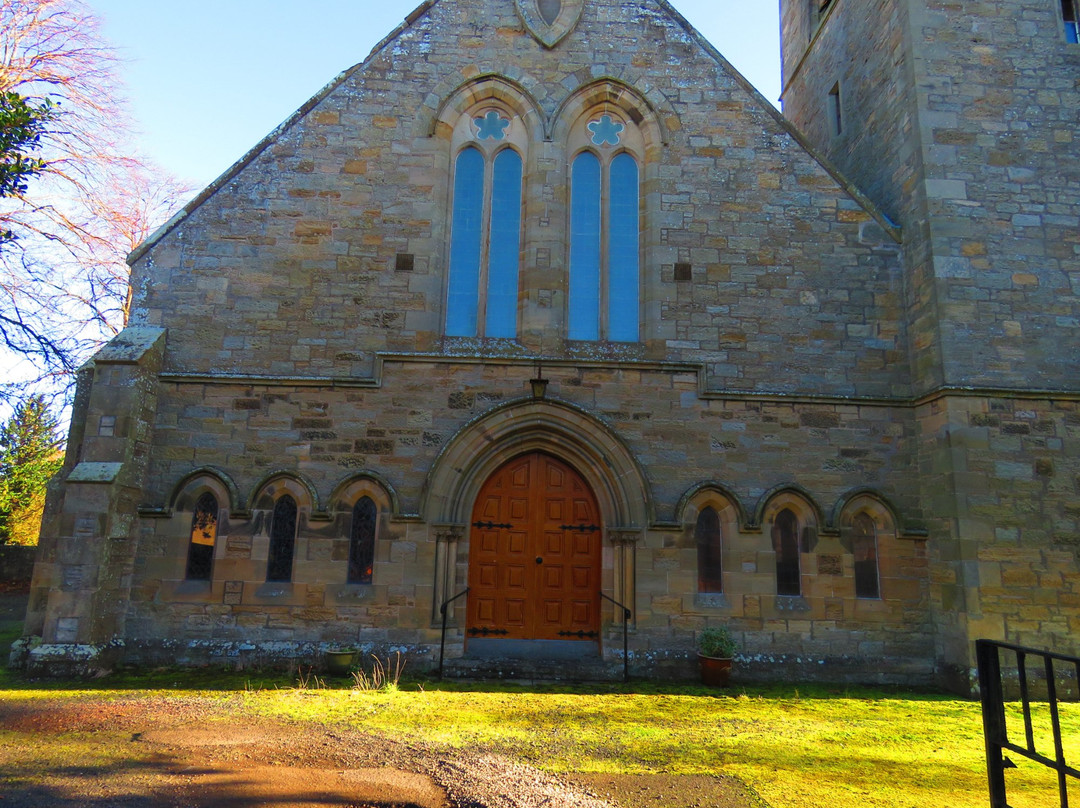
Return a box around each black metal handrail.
[977,639,1079,808]
[600,591,632,683]
[438,587,469,680]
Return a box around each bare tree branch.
[0,0,194,401]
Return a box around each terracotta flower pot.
[698,653,732,687]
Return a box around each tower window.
[828,83,842,136]
[1064,0,1079,43]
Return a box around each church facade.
[15,0,1079,690]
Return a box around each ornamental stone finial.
[515,0,584,49]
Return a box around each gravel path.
[1,589,758,808]
[0,694,759,807]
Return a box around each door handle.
[535,556,543,565]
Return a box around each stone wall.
[27,0,961,683]
[129,0,907,398]
[780,0,1080,685]
[118,359,931,680]
[781,0,1080,393]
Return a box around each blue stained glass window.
[475,111,510,140]
[486,149,523,338]
[588,115,625,147]
[446,147,485,336]
[569,152,602,341]
[607,154,639,342]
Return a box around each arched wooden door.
[467,452,601,643]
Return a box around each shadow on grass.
[0,661,960,703]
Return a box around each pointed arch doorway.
[467,452,602,655]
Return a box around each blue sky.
[86,1,781,189]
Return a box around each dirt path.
[0,693,761,808]
[1,587,759,808]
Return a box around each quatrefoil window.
[588,115,625,147]
[474,110,511,140]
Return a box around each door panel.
[466,453,601,641]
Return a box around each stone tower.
[780,0,1080,688]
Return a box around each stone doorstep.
[441,642,627,682]
[439,658,627,683]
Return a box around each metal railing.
[976,639,1079,808]
[600,590,632,683]
[438,587,469,680]
[438,587,632,683]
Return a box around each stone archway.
[423,397,651,640]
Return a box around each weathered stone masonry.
[15,0,1077,690]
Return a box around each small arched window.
[348,496,377,584]
[185,492,218,581]
[773,508,801,596]
[696,506,724,594]
[569,145,640,342]
[852,513,880,599]
[446,132,523,338]
[266,495,298,582]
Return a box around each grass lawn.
[238,679,1078,808]
[2,655,1073,808]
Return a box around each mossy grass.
[1,670,1076,808]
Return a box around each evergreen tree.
[0,394,62,545]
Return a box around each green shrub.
[697,626,737,658]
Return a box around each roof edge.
[653,0,901,243]
[127,0,440,266]
[130,0,899,266]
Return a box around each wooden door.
[467,453,601,641]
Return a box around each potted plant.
[697,626,737,687]
[324,646,356,676]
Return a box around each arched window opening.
[852,513,880,599]
[185,492,217,581]
[486,148,523,337]
[446,133,523,338]
[696,506,723,594]
[267,495,298,582]
[569,147,640,342]
[447,147,484,336]
[348,496,377,584]
[608,152,640,342]
[569,151,601,340]
[774,508,801,596]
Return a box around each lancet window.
[568,111,641,342]
[185,492,218,581]
[696,506,724,594]
[446,108,524,338]
[774,508,802,596]
[348,496,377,584]
[267,495,298,582]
